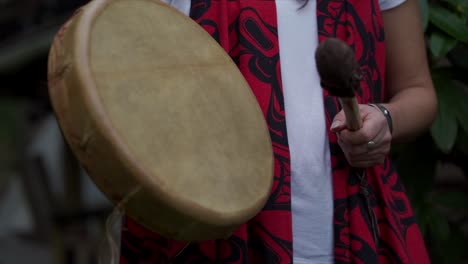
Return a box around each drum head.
[48,0,273,240]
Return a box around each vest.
[120,0,430,263]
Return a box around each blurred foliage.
[0,98,26,192]
[393,0,468,262]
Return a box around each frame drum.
[48,0,273,241]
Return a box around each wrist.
[369,103,393,135]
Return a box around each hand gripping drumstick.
[315,39,383,244]
[315,38,363,131]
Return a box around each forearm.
[381,0,437,144]
[383,85,437,144]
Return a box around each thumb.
[330,110,347,132]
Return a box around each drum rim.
[72,0,274,226]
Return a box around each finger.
[330,110,347,132]
[341,138,391,159]
[338,129,370,146]
[337,136,387,156]
[339,104,391,145]
[339,118,386,145]
[332,104,380,135]
[349,129,392,158]
[341,144,384,158]
[337,135,378,155]
[339,132,389,156]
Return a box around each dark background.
[1,1,112,263]
[0,0,467,263]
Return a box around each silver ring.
[367,140,377,150]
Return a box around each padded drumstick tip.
[315,38,363,130]
[315,38,361,98]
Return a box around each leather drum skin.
[48,0,273,241]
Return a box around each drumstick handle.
[338,97,362,131]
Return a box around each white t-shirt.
[275,1,403,263]
[162,0,405,263]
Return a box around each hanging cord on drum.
[99,207,122,264]
[99,186,142,264]
[96,185,193,264]
[168,242,192,263]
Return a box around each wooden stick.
[338,97,362,131]
[315,38,363,131]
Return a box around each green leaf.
[435,72,468,133]
[430,75,459,153]
[434,191,468,211]
[439,0,468,14]
[0,99,23,141]
[393,134,437,206]
[428,210,451,241]
[430,6,468,43]
[455,127,468,155]
[430,31,458,57]
[431,71,468,152]
[430,105,457,153]
[419,0,430,31]
[452,85,468,133]
[448,44,468,71]
[415,206,430,237]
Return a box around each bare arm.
[382,0,437,143]
[330,0,437,167]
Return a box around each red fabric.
[120,0,431,263]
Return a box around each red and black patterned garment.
[120,0,430,263]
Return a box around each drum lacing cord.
[98,185,193,263]
[168,242,192,263]
[99,186,142,264]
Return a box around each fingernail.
[330,120,342,131]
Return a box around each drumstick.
[315,38,362,131]
[315,39,382,244]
